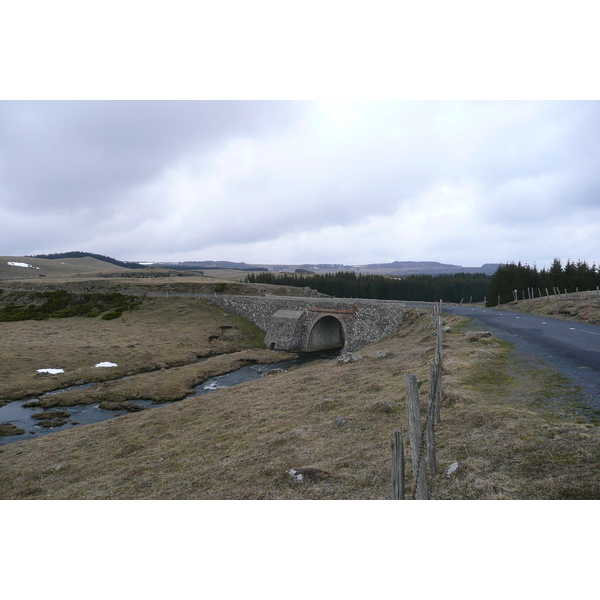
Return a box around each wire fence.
[392,300,443,500]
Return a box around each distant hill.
[274,261,499,276]
[148,260,500,276]
[357,261,500,275]
[152,260,264,271]
[31,251,146,270]
[0,255,134,280]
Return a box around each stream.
[0,349,340,446]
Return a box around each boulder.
[443,461,463,478]
[337,352,363,363]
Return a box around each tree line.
[488,259,600,305]
[245,271,491,303]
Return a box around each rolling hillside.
[0,256,132,280]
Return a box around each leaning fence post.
[391,428,405,500]
[427,363,438,475]
[404,373,429,500]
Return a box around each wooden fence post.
[391,428,405,500]
[427,362,438,475]
[404,373,429,500]
[435,314,443,424]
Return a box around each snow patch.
[8,261,39,269]
[94,362,118,368]
[37,368,65,374]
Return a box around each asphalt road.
[445,304,600,411]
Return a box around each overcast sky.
[1,100,599,268]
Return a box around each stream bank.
[0,348,340,446]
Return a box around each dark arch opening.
[307,316,345,351]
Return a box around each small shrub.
[0,290,140,321]
[102,310,123,320]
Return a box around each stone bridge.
[210,295,409,353]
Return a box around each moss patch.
[0,423,25,436]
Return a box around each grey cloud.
[2,101,600,266]
[0,101,301,213]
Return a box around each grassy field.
[2,263,600,500]
[2,293,599,499]
[0,294,278,406]
[0,255,133,279]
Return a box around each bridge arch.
[307,315,346,351]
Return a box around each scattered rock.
[332,417,347,428]
[466,331,492,339]
[376,351,389,358]
[73,379,84,385]
[442,327,451,333]
[286,467,331,483]
[337,352,363,363]
[443,461,463,478]
[369,400,394,413]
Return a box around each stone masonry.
[209,295,409,353]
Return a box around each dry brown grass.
[0,297,267,405]
[496,293,600,324]
[2,305,599,500]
